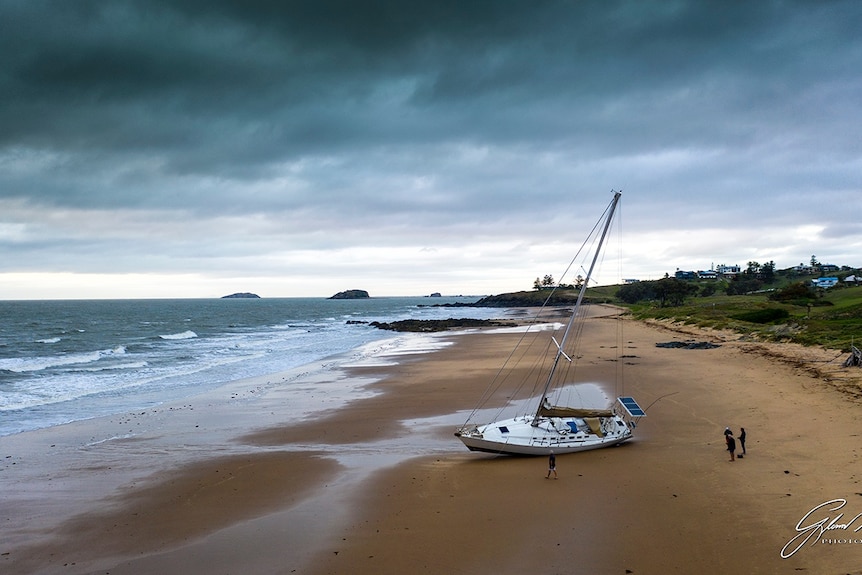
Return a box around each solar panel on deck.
[618,396,646,417]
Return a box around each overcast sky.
[1,1,860,299]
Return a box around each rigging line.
[548,198,614,293]
[643,391,680,412]
[460,192,621,427]
[460,300,558,423]
[558,200,622,403]
[619,204,625,396]
[614,201,625,397]
[459,312,560,425]
[532,191,621,425]
[616,311,626,399]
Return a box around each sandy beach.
[3,307,862,575]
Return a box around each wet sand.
[2,307,862,574]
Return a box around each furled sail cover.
[538,405,613,418]
[584,417,604,437]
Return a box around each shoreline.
[0,327,489,573]
[3,308,862,574]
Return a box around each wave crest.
[159,331,198,340]
[0,346,126,373]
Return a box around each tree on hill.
[700,283,718,297]
[761,260,776,283]
[743,260,776,284]
[727,262,765,294]
[617,281,654,304]
[654,277,699,306]
[726,276,763,295]
[533,274,558,290]
[617,278,698,307]
[769,281,817,302]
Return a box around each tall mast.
[531,190,621,425]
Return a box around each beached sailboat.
[455,191,645,455]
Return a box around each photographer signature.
[781,498,862,558]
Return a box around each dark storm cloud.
[1,0,860,295]
[6,2,857,169]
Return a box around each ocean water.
[0,297,497,437]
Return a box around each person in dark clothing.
[546,452,557,479]
[726,431,736,461]
[738,427,746,455]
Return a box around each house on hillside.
[812,277,839,289]
[698,270,718,280]
[793,264,817,274]
[716,264,741,278]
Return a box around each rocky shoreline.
[364,318,517,332]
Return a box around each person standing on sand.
[546,452,557,479]
[725,429,736,461]
[738,427,746,455]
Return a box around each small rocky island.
[329,289,370,300]
[221,292,261,299]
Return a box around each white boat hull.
[455,414,633,456]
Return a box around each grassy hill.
[481,280,862,352]
[616,283,862,352]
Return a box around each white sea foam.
[159,330,198,340]
[480,321,564,334]
[343,334,453,367]
[0,296,501,436]
[72,360,149,373]
[0,346,126,373]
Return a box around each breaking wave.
[0,346,127,373]
[159,331,198,340]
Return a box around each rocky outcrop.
[656,341,721,349]
[329,289,370,300]
[221,292,261,299]
[473,290,581,307]
[433,290,613,308]
[368,318,516,332]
